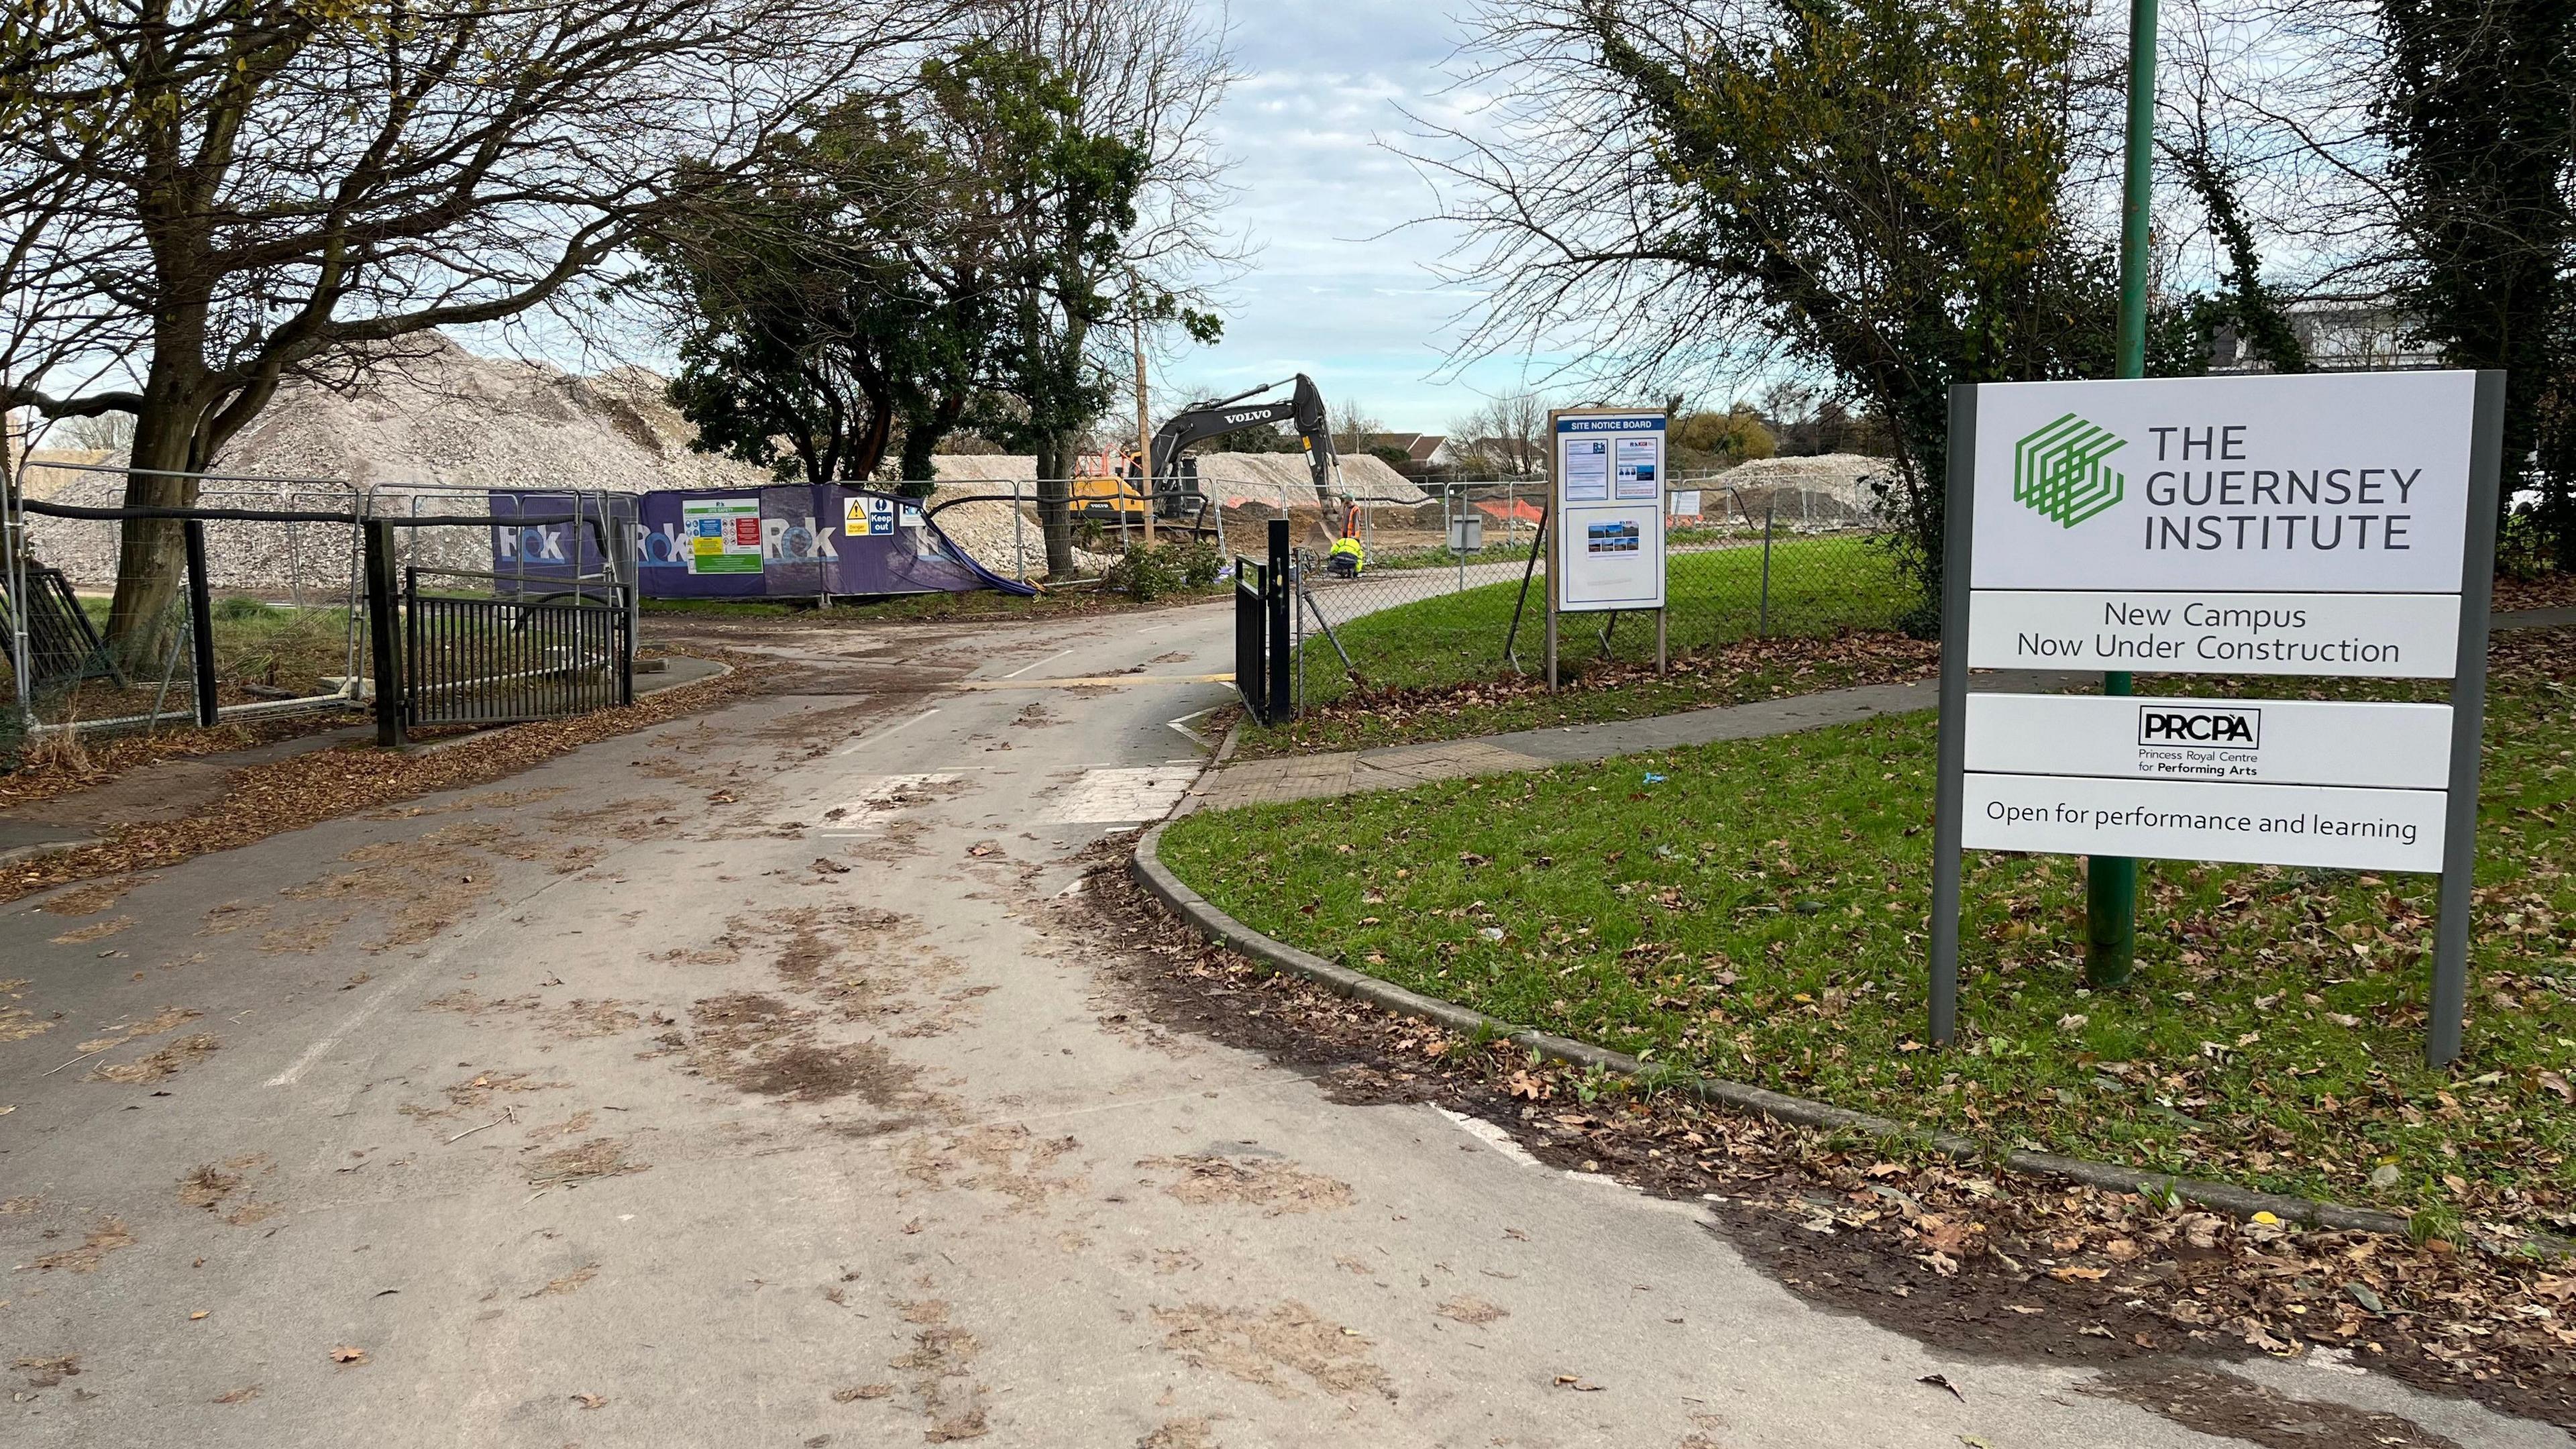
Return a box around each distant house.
[1354,432,1448,466]
[2208,298,2444,374]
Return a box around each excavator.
[1073,374,1356,561]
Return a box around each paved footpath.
[1203,604,2575,811]
[0,598,2553,1447]
[1197,670,2061,810]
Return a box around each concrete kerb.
[1131,820,2570,1258]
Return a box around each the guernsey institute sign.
[1928,370,2504,1065]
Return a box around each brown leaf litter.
[1150,1301,1395,1401]
[36,875,151,916]
[1434,1295,1509,1327]
[1,657,761,908]
[888,1298,989,1442]
[1136,1419,1220,1449]
[48,916,133,945]
[526,1137,649,1189]
[282,839,496,951]
[833,1382,894,1402]
[177,1155,282,1226]
[677,989,932,1116]
[30,1218,135,1273]
[73,1005,201,1053]
[2086,1366,2465,1449]
[1077,856,2576,1429]
[1137,1154,1353,1216]
[87,1032,219,1083]
[896,1125,1083,1209]
[423,989,643,1039]
[14,1354,78,1388]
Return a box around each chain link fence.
[4,460,633,743]
[1287,476,1910,710]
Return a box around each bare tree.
[1,0,946,659]
[1444,390,1550,476]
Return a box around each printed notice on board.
[1615,435,1661,500]
[683,498,763,574]
[1563,439,1609,502]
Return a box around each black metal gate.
[1233,519,1292,726]
[364,519,633,745]
[401,570,630,727]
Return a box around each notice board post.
[1928,370,2502,1067]
[1546,408,1669,691]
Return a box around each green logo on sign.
[2013,413,2127,527]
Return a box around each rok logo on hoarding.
[2013,413,2128,528]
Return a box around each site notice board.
[1927,370,2504,1065]
[1547,409,1668,686]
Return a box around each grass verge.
[1163,629,2576,1234]
[1247,535,1916,756]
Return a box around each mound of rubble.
[9,333,1424,589]
[1697,452,1894,529]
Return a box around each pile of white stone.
[1688,452,1895,531]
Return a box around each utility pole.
[1134,310,1155,546]
[2089,0,2157,989]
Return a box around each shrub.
[1106,539,1223,600]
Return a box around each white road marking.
[1440,1108,1545,1168]
[1044,767,1193,823]
[998,647,1074,680]
[1166,705,1222,751]
[837,706,938,755]
[266,971,413,1087]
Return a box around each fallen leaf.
[1917,1372,1964,1403]
[2047,1265,2109,1283]
[810,857,851,875]
[834,1383,894,1402]
[329,1346,368,1366]
[572,1393,608,1409]
[1552,1374,1605,1392]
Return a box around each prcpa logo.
[2013,413,2127,527]
[2138,704,2260,748]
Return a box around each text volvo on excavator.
[1073,374,1363,569]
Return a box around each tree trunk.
[1035,431,1075,580]
[103,377,208,671]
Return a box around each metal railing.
[401,568,631,728]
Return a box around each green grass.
[1165,636,2576,1231]
[1244,535,1917,755]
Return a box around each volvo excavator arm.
[1142,374,1341,514]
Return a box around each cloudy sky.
[1161,5,1534,433]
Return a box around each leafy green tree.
[1424,0,2116,631]
[2380,0,2575,564]
[644,48,1046,497]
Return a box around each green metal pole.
[2089,0,2157,989]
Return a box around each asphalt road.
[0,599,2553,1447]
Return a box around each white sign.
[1554,412,1667,611]
[682,497,763,575]
[1970,371,2473,594]
[1961,771,2446,873]
[1964,694,2453,790]
[1669,490,1702,519]
[1964,590,2462,678]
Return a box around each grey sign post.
[1928,372,2503,1068]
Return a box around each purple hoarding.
[491,486,1030,600]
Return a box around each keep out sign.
[1927,370,2504,1065]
